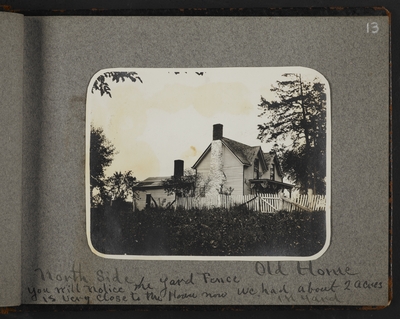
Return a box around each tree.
[257,73,326,195]
[91,71,142,98]
[105,171,139,207]
[162,170,211,198]
[162,170,198,198]
[90,126,116,207]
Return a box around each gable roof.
[135,176,170,189]
[263,152,273,167]
[192,137,268,170]
[221,137,260,166]
[263,152,283,176]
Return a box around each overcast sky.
[87,67,327,181]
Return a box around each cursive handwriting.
[25,261,381,305]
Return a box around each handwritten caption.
[26,261,383,304]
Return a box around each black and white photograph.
[86,67,331,260]
[0,4,391,310]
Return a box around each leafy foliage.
[162,170,211,198]
[91,71,142,98]
[91,206,326,257]
[105,171,139,207]
[258,73,327,194]
[217,184,234,196]
[90,126,116,207]
[90,127,140,208]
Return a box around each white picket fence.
[175,193,326,213]
[280,194,326,212]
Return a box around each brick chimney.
[213,124,223,140]
[208,124,225,195]
[174,159,184,178]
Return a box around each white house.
[134,124,293,210]
[192,124,293,196]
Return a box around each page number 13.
[367,22,379,34]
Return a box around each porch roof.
[249,179,294,189]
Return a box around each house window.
[254,159,260,179]
[270,164,275,181]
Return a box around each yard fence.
[174,193,326,213]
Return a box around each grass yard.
[90,205,326,257]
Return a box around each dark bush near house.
[90,206,326,257]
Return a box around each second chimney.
[174,159,184,178]
[213,124,223,140]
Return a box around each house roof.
[221,137,261,166]
[263,152,272,163]
[135,176,170,189]
[192,137,268,170]
[263,152,283,176]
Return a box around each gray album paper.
[0,13,390,307]
[0,11,23,307]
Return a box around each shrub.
[91,206,326,257]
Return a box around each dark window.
[254,159,260,179]
[270,164,275,181]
